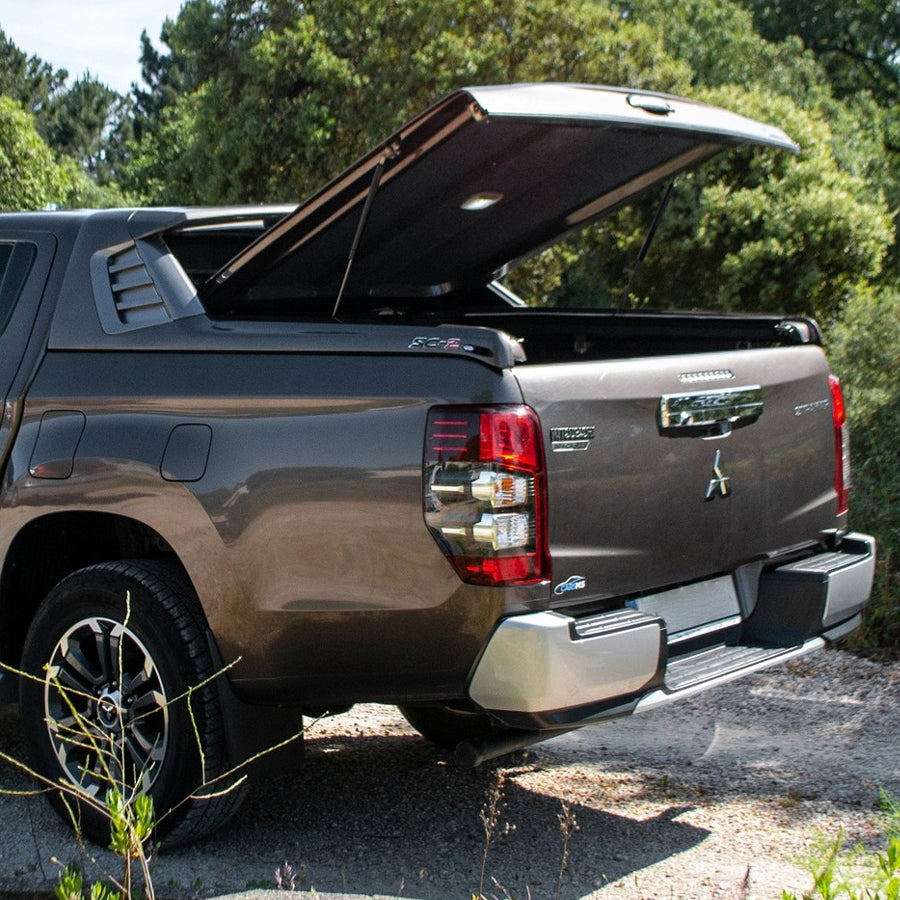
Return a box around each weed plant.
[0,592,304,900]
[783,790,900,900]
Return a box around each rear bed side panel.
[1,348,536,706]
[514,345,838,607]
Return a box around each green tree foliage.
[622,0,824,99]
[0,28,67,117]
[41,76,135,186]
[736,0,900,271]
[739,0,900,111]
[123,0,690,204]
[0,96,70,211]
[515,87,891,323]
[0,28,132,203]
[829,288,900,652]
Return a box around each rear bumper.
[467,532,875,730]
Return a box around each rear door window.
[0,242,37,333]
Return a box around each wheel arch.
[0,510,188,672]
[0,511,305,780]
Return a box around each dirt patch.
[1,649,897,900]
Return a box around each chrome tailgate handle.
[659,385,763,430]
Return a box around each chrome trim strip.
[668,614,743,645]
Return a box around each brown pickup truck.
[0,84,874,844]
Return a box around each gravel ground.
[0,648,898,900]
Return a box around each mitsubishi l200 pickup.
[0,84,875,843]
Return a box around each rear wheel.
[20,560,243,845]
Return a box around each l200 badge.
[550,426,595,452]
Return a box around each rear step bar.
[457,533,874,766]
[456,635,827,767]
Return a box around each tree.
[123,0,690,204]
[732,0,900,271]
[40,76,134,185]
[829,285,900,651]
[0,96,70,211]
[739,0,900,112]
[0,29,132,202]
[0,28,67,118]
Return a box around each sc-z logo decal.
[705,449,731,500]
[408,336,462,351]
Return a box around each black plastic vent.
[107,244,169,327]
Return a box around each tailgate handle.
[659,386,763,431]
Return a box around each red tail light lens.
[829,374,850,517]
[424,405,550,586]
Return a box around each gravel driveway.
[1,649,898,900]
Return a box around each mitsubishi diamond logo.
[705,450,731,500]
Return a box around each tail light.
[829,374,850,516]
[424,405,550,586]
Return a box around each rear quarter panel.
[3,347,533,705]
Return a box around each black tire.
[19,560,243,845]
[398,703,509,750]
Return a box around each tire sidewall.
[20,565,212,843]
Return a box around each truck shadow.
[5,657,898,898]
[0,701,710,900]
[159,730,711,899]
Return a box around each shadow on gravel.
[0,701,712,900]
[155,732,710,899]
[4,656,898,899]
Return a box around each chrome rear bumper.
[467,533,875,730]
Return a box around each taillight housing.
[424,405,550,586]
[829,374,850,517]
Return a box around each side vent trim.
[107,244,169,327]
[90,238,205,334]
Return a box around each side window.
[0,242,37,334]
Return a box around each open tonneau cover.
[198,84,797,314]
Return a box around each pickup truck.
[0,84,875,844]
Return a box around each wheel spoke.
[55,727,115,796]
[122,657,153,696]
[43,615,169,798]
[130,688,166,716]
[51,647,102,696]
[46,712,86,738]
[124,727,164,790]
[99,622,123,687]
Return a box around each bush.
[829,286,900,654]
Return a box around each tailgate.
[514,345,838,605]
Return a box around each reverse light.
[424,405,549,586]
[472,512,532,550]
[829,374,850,517]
